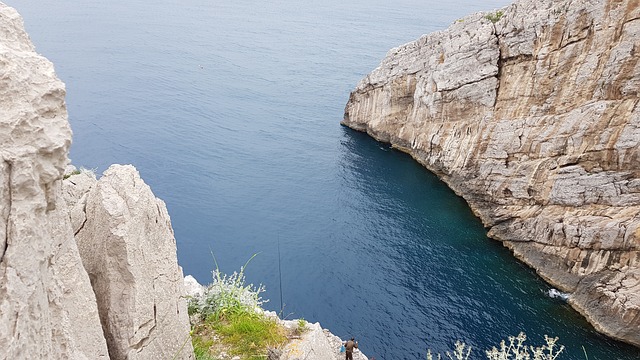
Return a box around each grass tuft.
[63,169,82,180]
[211,310,286,358]
[485,10,504,23]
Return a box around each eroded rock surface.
[343,0,640,346]
[0,4,109,358]
[65,165,194,360]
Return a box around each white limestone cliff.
[0,3,109,358]
[64,165,194,360]
[0,3,194,359]
[343,0,640,347]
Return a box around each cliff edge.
[0,3,109,358]
[343,0,639,346]
[0,3,193,359]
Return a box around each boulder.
[184,274,205,298]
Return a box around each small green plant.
[485,10,504,24]
[188,253,267,320]
[486,333,564,360]
[63,166,97,180]
[192,336,216,360]
[63,169,82,180]
[297,318,307,331]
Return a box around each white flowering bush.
[427,340,472,360]
[427,333,564,360]
[188,254,267,320]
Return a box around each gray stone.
[280,321,367,360]
[74,165,194,359]
[184,274,205,298]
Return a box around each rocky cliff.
[343,0,640,347]
[0,3,193,359]
[0,4,109,358]
[63,166,194,360]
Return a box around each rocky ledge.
[184,276,369,360]
[343,0,639,346]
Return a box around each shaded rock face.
[343,0,639,347]
[64,165,194,360]
[0,4,109,359]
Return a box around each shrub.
[427,333,564,360]
[485,10,504,24]
[188,254,286,360]
[189,254,267,320]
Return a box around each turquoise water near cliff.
[11,1,639,358]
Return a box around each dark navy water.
[10,1,639,359]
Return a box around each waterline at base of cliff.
[343,0,640,349]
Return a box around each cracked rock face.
[0,3,109,359]
[343,0,640,347]
[65,165,194,360]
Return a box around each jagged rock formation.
[0,4,109,358]
[63,165,194,360]
[343,0,640,346]
[0,3,194,358]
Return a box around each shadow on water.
[336,127,639,359]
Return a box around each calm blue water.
[10,1,639,359]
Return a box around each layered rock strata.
[63,165,194,360]
[0,4,109,358]
[343,0,640,346]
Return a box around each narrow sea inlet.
[11,0,639,358]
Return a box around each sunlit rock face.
[0,3,194,358]
[0,3,109,358]
[343,0,640,346]
[64,165,194,360]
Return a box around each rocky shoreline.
[343,0,639,347]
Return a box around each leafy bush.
[188,254,286,360]
[427,333,564,360]
[189,254,267,320]
[485,10,504,23]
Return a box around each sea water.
[10,1,639,358]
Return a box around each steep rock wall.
[343,0,639,346]
[0,3,194,358]
[0,4,109,358]
[63,165,194,360]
